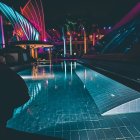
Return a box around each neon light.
[0,16,5,48]
[35,0,42,33]
[0,2,39,41]
[112,2,140,32]
[40,0,46,40]
[21,0,46,41]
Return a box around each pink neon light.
[21,0,46,41]
[40,0,46,40]
[112,2,140,31]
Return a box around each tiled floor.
[7,62,140,140]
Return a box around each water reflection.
[64,61,67,80]
[21,65,54,80]
[84,69,87,89]
[70,62,73,79]
[7,62,140,140]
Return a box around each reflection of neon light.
[74,62,77,69]
[84,69,87,88]
[21,75,54,80]
[71,62,73,79]
[64,61,67,79]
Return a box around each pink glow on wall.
[21,0,46,41]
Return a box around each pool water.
[8,62,140,140]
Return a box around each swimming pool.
[8,61,140,140]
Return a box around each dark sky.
[1,0,139,28]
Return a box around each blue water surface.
[7,61,140,140]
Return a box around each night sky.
[1,0,139,28]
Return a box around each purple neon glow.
[38,47,44,54]
[112,2,140,31]
[0,15,5,48]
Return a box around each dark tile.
[87,130,97,140]
[111,127,123,139]
[92,120,101,129]
[85,121,94,129]
[79,130,88,140]
[105,118,117,127]
[127,126,140,137]
[46,131,55,137]
[55,132,63,139]
[69,122,78,131]
[55,124,63,132]
[113,118,125,127]
[70,131,80,140]
[121,117,132,126]
[103,128,116,139]
[95,129,106,139]
[99,119,109,128]
[63,123,71,131]
[119,127,133,138]
[45,127,55,132]
[63,131,71,140]
[77,122,86,130]
[135,137,140,140]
